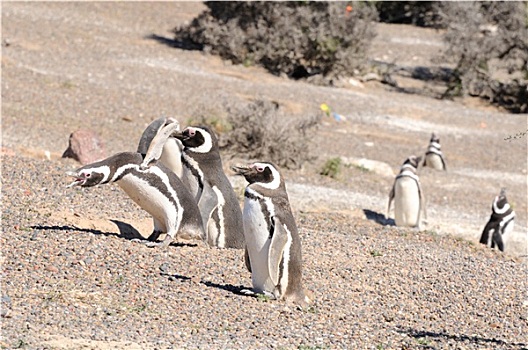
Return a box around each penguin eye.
[187,128,196,137]
[256,165,265,172]
[85,173,91,177]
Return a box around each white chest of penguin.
[242,196,276,293]
[393,176,420,226]
[117,170,180,232]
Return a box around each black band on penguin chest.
[181,156,204,192]
[117,168,181,210]
[245,191,275,239]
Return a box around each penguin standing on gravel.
[387,155,426,229]
[137,117,184,178]
[144,124,245,249]
[422,132,446,171]
[479,188,515,252]
[232,162,311,307]
[67,151,205,247]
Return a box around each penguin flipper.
[137,117,167,155]
[198,181,219,237]
[441,156,447,171]
[268,217,289,286]
[244,247,252,273]
[387,186,395,220]
[142,121,181,168]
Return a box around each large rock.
[341,156,395,178]
[62,129,107,165]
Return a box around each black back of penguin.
[176,126,245,248]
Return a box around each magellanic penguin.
[67,152,205,247]
[422,133,446,171]
[137,117,184,178]
[387,155,427,229]
[232,162,311,308]
[479,188,515,252]
[143,124,245,249]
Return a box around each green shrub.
[320,157,342,179]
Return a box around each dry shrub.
[219,99,321,170]
[173,1,378,84]
[375,1,442,27]
[436,2,528,113]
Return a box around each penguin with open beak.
[232,162,311,308]
[67,147,205,248]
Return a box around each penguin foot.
[240,289,276,300]
[240,289,256,296]
[131,235,173,248]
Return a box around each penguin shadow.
[396,327,527,349]
[160,271,248,296]
[363,209,395,226]
[30,225,114,237]
[200,280,248,296]
[145,33,202,50]
[110,220,200,247]
[31,222,142,241]
[31,222,198,247]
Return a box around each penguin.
[422,132,446,171]
[137,117,184,178]
[143,124,245,249]
[66,151,205,247]
[479,188,515,252]
[232,162,311,307]
[387,155,426,229]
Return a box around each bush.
[320,157,343,179]
[218,99,321,170]
[437,2,528,113]
[173,1,378,84]
[375,1,442,27]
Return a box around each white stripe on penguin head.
[82,165,111,183]
[254,162,281,190]
[187,127,213,154]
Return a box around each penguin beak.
[231,164,253,176]
[171,130,185,141]
[65,171,86,187]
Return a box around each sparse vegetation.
[370,250,383,257]
[320,157,342,179]
[436,1,528,113]
[219,99,321,170]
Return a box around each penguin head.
[232,162,282,190]
[173,126,217,153]
[66,166,110,187]
[430,132,440,143]
[401,155,421,170]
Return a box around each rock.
[341,156,395,178]
[62,129,107,165]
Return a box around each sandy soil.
[1,2,527,349]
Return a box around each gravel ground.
[2,2,527,349]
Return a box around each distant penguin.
[422,133,446,171]
[67,151,205,247]
[144,124,245,249]
[137,117,184,178]
[232,162,311,307]
[387,155,426,229]
[479,188,515,252]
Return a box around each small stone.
[46,265,59,273]
[62,128,107,165]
